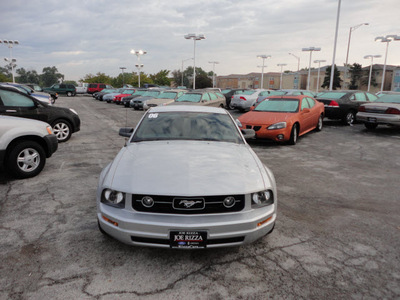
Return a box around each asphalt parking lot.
[1,95,399,299]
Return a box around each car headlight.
[69,108,78,115]
[268,122,286,130]
[235,119,243,128]
[101,188,126,208]
[251,190,274,207]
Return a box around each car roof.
[149,105,228,114]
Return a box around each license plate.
[170,231,207,249]
[368,117,377,123]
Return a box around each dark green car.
[43,83,76,97]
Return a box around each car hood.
[239,111,295,125]
[103,141,270,196]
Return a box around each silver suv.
[0,116,58,178]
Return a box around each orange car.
[237,95,324,145]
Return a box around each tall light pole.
[329,0,341,91]
[364,55,381,92]
[375,35,400,92]
[343,23,369,89]
[184,33,205,89]
[208,61,219,88]
[181,58,193,86]
[119,67,126,86]
[277,63,287,89]
[130,49,147,87]
[1,40,19,83]
[314,60,326,93]
[302,47,321,91]
[135,64,144,88]
[257,55,271,89]
[288,53,300,71]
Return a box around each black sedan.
[316,90,379,125]
[0,86,80,142]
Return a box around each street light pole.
[288,53,300,71]
[1,40,19,83]
[302,47,321,91]
[314,59,326,93]
[277,63,287,89]
[257,55,271,89]
[184,34,205,89]
[343,23,369,89]
[130,49,147,88]
[364,55,382,92]
[119,67,126,86]
[208,61,219,88]
[375,35,400,92]
[329,0,341,91]
[181,58,193,86]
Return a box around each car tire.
[6,140,46,179]
[66,91,72,97]
[315,115,323,131]
[52,119,72,142]
[365,123,378,130]
[288,124,298,145]
[342,110,356,125]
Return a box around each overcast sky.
[1,0,399,82]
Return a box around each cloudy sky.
[1,0,399,82]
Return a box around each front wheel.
[66,91,72,97]
[315,115,323,131]
[52,120,72,142]
[6,141,46,178]
[342,111,355,125]
[288,124,298,145]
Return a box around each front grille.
[132,194,245,214]
[245,125,261,131]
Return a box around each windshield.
[133,90,146,95]
[317,92,347,99]
[121,89,135,94]
[376,94,400,103]
[142,91,161,97]
[176,93,202,103]
[132,112,243,144]
[156,92,177,99]
[242,90,256,95]
[259,91,286,96]
[255,99,299,113]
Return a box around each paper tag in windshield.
[148,113,158,119]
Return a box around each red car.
[87,83,112,94]
[237,95,325,145]
[113,88,136,104]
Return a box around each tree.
[348,63,363,90]
[195,74,212,89]
[40,66,64,87]
[149,70,171,86]
[16,68,40,84]
[0,66,11,82]
[321,65,342,90]
[81,72,113,84]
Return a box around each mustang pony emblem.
[179,200,203,208]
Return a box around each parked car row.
[92,87,227,110]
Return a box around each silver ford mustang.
[97,105,277,249]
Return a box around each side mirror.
[241,129,255,140]
[119,127,134,137]
[250,106,255,111]
[302,108,310,113]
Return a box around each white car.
[97,105,277,249]
[0,115,58,178]
[229,89,268,111]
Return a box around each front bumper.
[241,125,290,142]
[98,200,276,248]
[43,134,58,157]
[357,112,400,126]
